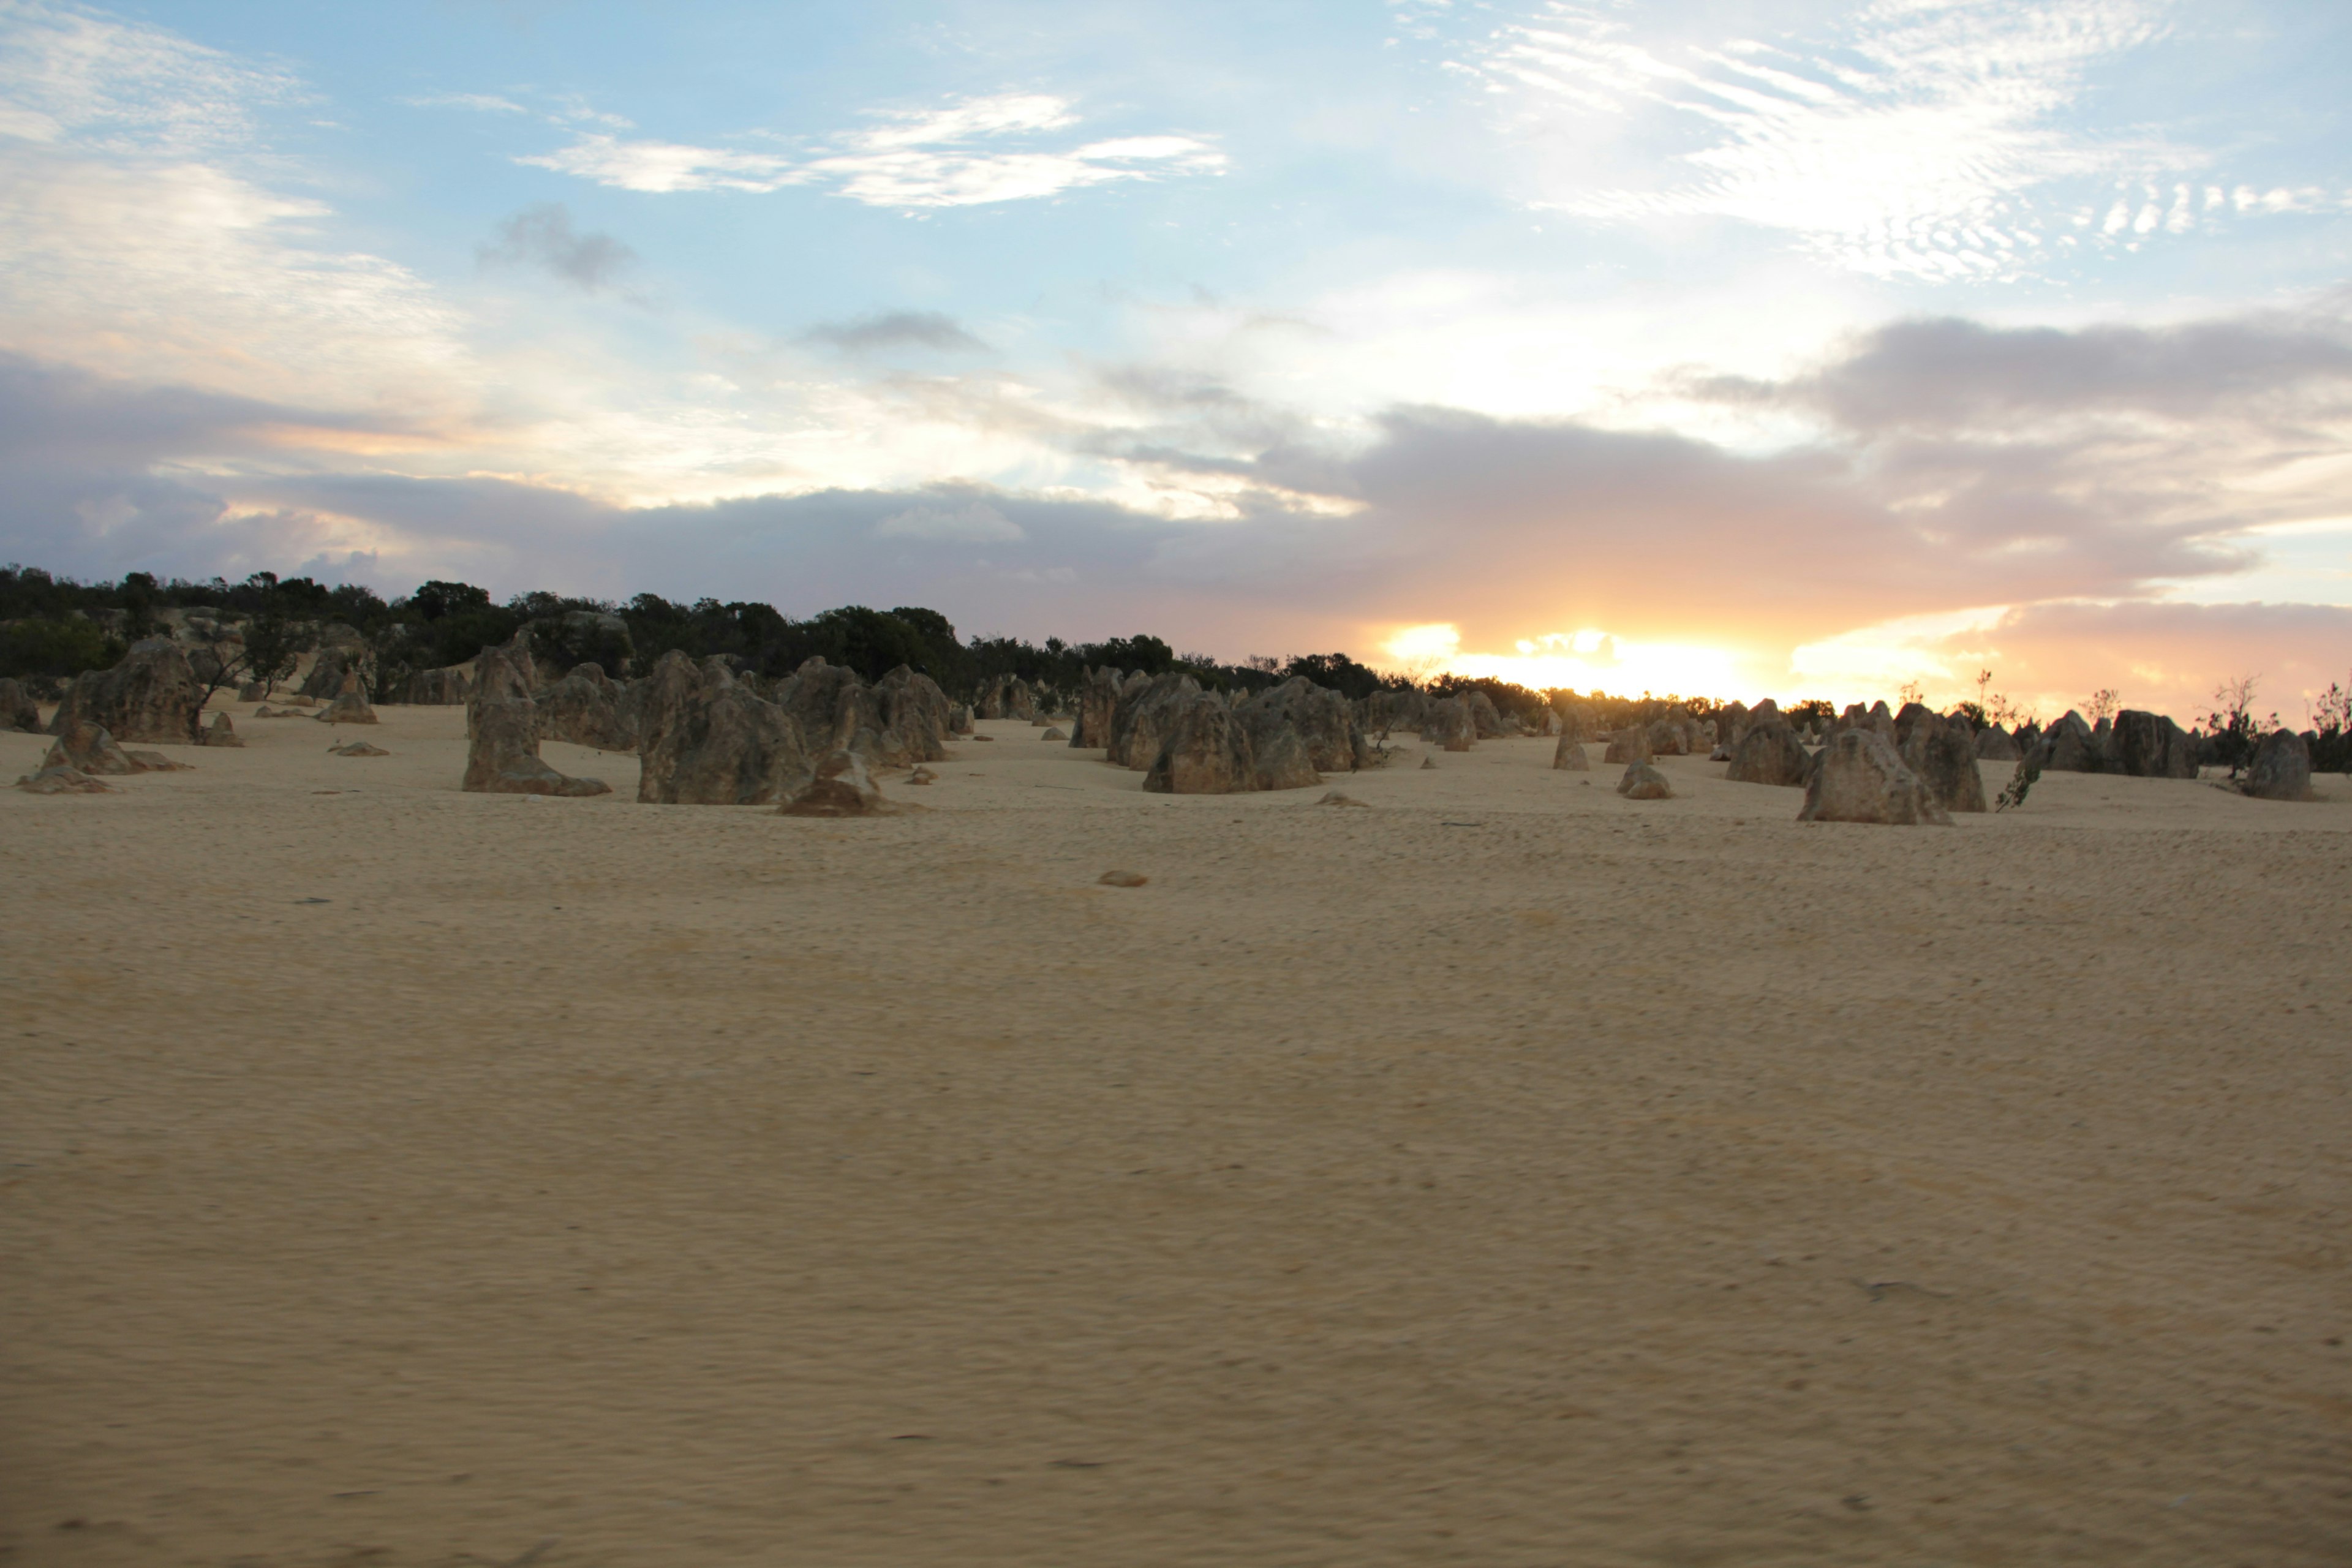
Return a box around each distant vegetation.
[15,566,2338,764]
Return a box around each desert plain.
[4,701,2349,1567]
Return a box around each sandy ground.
[4,702,2349,1567]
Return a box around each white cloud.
[518,92,1224,209]
[400,92,526,115]
[1455,0,2337,281]
[515,132,796,194]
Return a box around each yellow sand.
[4,704,2348,1566]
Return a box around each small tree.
[2200,674,2275,780]
[1994,752,2043,812]
[2308,673,2351,773]
[235,574,316,700]
[2084,687,2120,725]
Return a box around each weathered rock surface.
[1709,700,1751,760]
[1616,762,1673,799]
[464,638,609,797]
[1143,696,1323,795]
[1552,734,1590,771]
[977,674,1041,722]
[392,666,472,706]
[202,712,243,747]
[314,669,379,725]
[632,650,808,805]
[871,666,956,766]
[330,740,390,757]
[1725,720,1811,787]
[48,639,203,744]
[42,721,142,775]
[1107,671,1205,769]
[15,764,113,794]
[1603,725,1653,764]
[2034,711,2098,772]
[1975,725,2021,761]
[1799,730,1951,826]
[1465,690,1513,739]
[1238,677,1371,772]
[2110,709,2199,779]
[780,749,889,816]
[1898,712,1988,813]
[0,677,40,733]
[1419,698,1476,753]
[537,662,635,752]
[1071,666,1125,748]
[2242,729,2314,802]
[1041,727,1067,741]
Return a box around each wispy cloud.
[517,92,1224,208]
[1462,0,2344,280]
[0,0,298,151]
[475,202,638,293]
[400,91,526,115]
[805,311,987,353]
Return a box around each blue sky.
[3,0,2350,714]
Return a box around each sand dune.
[4,704,2348,1565]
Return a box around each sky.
[2,0,2349,720]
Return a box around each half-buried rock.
[1041,727,1067,741]
[43,721,142,775]
[314,669,378,725]
[1798,730,1950,826]
[14,765,112,794]
[463,641,609,797]
[780,749,889,816]
[331,740,389,757]
[202,712,244,747]
[1616,762,1673,799]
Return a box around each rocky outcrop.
[1237,677,1371,772]
[0,677,40,733]
[1464,690,1513,739]
[1709,701,1750,760]
[1552,733,1589,771]
[2034,710,2098,772]
[1071,666,1125,748]
[48,639,203,744]
[1798,730,1951,826]
[1645,717,1692,756]
[1362,688,1433,736]
[633,650,809,805]
[949,704,974,736]
[1725,719,1811,787]
[2110,709,2199,779]
[977,674,1041,722]
[1143,696,1321,794]
[315,669,378,725]
[1603,725,1653,764]
[41,721,142,775]
[202,712,243,747]
[1616,762,1672,799]
[871,665,955,766]
[393,666,471,706]
[1419,698,1475,753]
[2242,729,2314,802]
[537,662,635,752]
[1107,671,1204,768]
[464,638,609,797]
[1898,711,1987,813]
[780,749,889,816]
[1975,725,2021,761]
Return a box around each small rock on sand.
[2242,730,2314,802]
[331,741,390,757]
[1317,790,1368,807]
[1616,762,1673,799]
[15,765,113,794]
[1419,755,1437,771]
[203,712,244,747]
[123,750,192,772]
[1098,870,1148,887]
[1552,734,1589,771]
[1041,728,1067,741]
[908,767,937,785]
